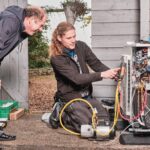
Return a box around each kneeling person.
[49,22,119,132]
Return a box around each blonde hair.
[49,22,75,57]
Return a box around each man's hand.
[101,68,120,79]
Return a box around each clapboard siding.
[93,79,116,86]
[1,57,10,85]
[3,0,9,9]
[8,0,18,6]
[92,35,139,48]
[92,10,140,23]
[0,0,28,108]
[140,0,150,41]
[18,41,28,104]
[17,0,28,7]
[0,87,12,100]
[93,48,131,61]
[92,0,139,10]
[93,85,116,98]
[101,60,120,69]
[10,48,19,92]
[92,0,140,98]
[0,1,5,10]
[92,23,139,35]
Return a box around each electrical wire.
[117,80,147,122]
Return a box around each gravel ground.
[29,75,57,112]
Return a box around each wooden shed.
[92,0,149,100]
[0,0,28,108]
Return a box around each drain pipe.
[140,0,150,41]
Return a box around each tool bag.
[49,92,93,132]
[49,92,109,132]
[62,101,93,132]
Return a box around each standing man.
[0,5,47,141]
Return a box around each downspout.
[140,0,149,41]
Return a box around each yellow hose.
[59,98,97,136]
[95,81,120,136]
[59,85,120,137]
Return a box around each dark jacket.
[51,41,109,101]
[0,5,28,62]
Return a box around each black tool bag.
[49,92,109,133]
[62,101,93,133]
[49,92,93,132]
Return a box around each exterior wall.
[92,0,141,99]
[0,0,28,108]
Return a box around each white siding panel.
[18,41,28,108]
[92,35,139,48]
[93,79,117,86]
[1,57,10,86]
[0,0,5,10]
[1,87,12,100]
[93,85,116,98]
[99,60,120,68]
[9,47,19,92]
[92,10,139,23]
[140,0,150,41]
[92,48,131,61]
[93,23,139,35]
[92,0,139,10]
[8,0,17,6]
[17,0,27,7]
[3,0,9,9]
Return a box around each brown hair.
[24,6,46,21]
[49,22,75,57]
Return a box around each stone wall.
[29,68,53,76]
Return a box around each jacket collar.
[63,48,76,57]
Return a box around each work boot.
[49,102,62,129]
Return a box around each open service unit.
[119,42,150,144]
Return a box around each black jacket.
[51,41,109,101]
[0,5,28,62]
